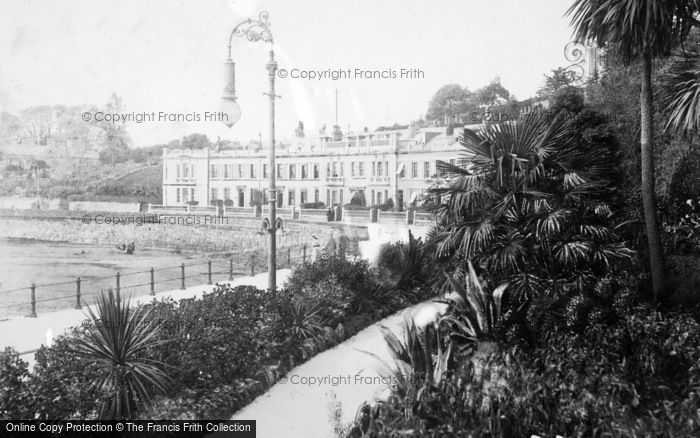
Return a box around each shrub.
[286,274,353,327]
[375,231,434,294]
[143,286,285,393]
[0,347,32,419]
[286,251,377,302]
[351,306,700,437]
[29,329,103,420]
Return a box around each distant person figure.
[327,208,334,222]
[326,236,337,254]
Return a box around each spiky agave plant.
[360,314,452,400]
[440,260,507,356]
[71,291,170,419]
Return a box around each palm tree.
[663,29,700,133]
[429,113,632,299]
[71,291,170,419]
[567,0,699,301]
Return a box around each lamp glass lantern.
[220,59,241,128]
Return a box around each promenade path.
[0,269,292,367]
[231,298,448,438]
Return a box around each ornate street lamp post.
[221,11,279,291]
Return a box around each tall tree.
[426,84,474,125]
[568,0,698,301]
[474,77,511,107]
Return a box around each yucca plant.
[287,301,327,343]
[71,291,170,419]
[360,315,452,401]
[430,112,633,300]
[440,261,507,356]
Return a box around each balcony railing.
[173,178,196,184]
[369,176,390,185]
[326,176,345,185]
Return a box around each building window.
[183,164,190,179]
[300,188,307,204]
[326,189,330,205]
[224,188,231,200]
[237,164,243,179]
[211,164,218,179]
[182,188,188,202]
[351,162,357,178]
[289,164,296,179]
[372,162,376,177]
[332,190,337,204]
[339,162,344,177]
[339,190,343,205]
[331,162,338,177]
[411,162,418,179]
[424,162,430,178]
[224,164,232,179]
[211,188,218,201]
[263,164,269,178]
[301,164,308,179]
[376,191,382,205]
[176,164,180,179]
[190,188,195,201]
[377,161,383,177]
[250,163,256,179]
[358,162,365,177]
[314,188,319,203]
[176,188,181,203]
[385,161,389,177]
[326,163,331,178]
[313,164,319,179]
[277,164,284,179]
[288,190,295,206]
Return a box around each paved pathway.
[231,298,448,438]
[0,269,292,367]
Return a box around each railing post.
[251,254,256,276]
[29,283,37,317]
[287,247,291,267]
[228,258,234,281]
[180,263,185,290]
[207,259,212,285]
[150,267,155,295]
[302,244,307,263]
[116,272,120,296]
[75,277,81,309]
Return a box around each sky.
[0,0,576,146]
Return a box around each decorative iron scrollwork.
[227,11,274,58]
[562,41,587,84]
